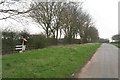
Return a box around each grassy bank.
[115,44,120,48]
[3,43,101,78]
[111,43,120,48]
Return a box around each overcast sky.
[0,0,119,40]
[83,0,119,40]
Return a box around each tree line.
[112,34,120,42]
[29,2,99,44]
[1,1,100,54]
[0,1,99,44]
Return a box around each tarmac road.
[77,43,118,78]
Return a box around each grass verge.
[3,43,101,78]
[111,43,120,48]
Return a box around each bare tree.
[29,1,99,44]
[87,26,99,42]
[29,2,55,38]
[60,2,81,43]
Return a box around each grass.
[2,43,101,78]
[111,43,120,48]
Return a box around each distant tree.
[77,12,96,43]
[112,34,120,42]
[61,2,80,44]
[87,26,99,42]
[99,38,109,43]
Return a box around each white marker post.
[21,37,27,52]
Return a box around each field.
[3,43,101,78]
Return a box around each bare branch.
[0,1,4,5]
[0,9,31,14]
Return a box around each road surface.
[76,43,118,78]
